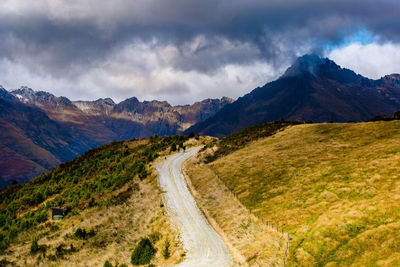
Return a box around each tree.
[170,143,177,152]
[131,238,156,265]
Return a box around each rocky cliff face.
[0,90,232,185]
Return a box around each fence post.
[284,234,290,267]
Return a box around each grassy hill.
[188,121,400,266]
[0,135,196,266]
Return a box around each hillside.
[186,121,400,266]
[0,87,232,185]
[187,55,400,137]
[0,135,200,266]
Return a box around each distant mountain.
[0,88,232,185]
[187,55,400,137]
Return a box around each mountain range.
[0,87,232,186]
[187,55,400,137]
[2,54,400,185]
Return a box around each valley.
[1,120,400,266]
[2,1,400,266]
[0,86,232,185]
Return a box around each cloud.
[0,0,399,104]
[327,42,400,79]
[0,39,280,105]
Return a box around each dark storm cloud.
[0,0,399,104]
[1,0,399,74]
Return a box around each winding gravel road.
[157,148,234,267]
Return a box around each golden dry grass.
[206,121,400,266]
[183,156,288,266]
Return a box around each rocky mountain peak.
[281,54,361,84]
[11,86,35,102]
[383,74,400,81]
[380,74,400,88]
[282,55,337,78]
[220,96,234,103]
[11,87,73,107]
[0,86,16,102]
[95,98,115,106]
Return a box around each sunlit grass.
[208,121,400,266]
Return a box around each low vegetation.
[131,237,156,265]
[0,134,194,266]
[368,110,400,122]
[0,135,188,250]
[162,239,171,259]
[202,121,400,266]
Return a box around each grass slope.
[203,121,400,266]
[0,135,193,266]
[203,120,301,163]
[184,157,287,266]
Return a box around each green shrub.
[0,259,13,266]
[0,135,190,244]
[131,237,156,265]
[30,237,46,254]
[74,227,95,239]
[162,239,171,259]
[170,143,177,152]
[34,210,48,223]
[74,227,87,239]
[103,260,113,267]
[30,238,39,254]
[8,224,18,240]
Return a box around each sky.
[0,0,399,105]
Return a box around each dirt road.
[157,148,234,267]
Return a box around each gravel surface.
[157,148,234,267]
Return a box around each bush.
[34,210,48,223]
[30,238,39,254]
[103,260,113,267]
[170,143,177,152]
[162,239,171,259]
[74,227,86,239]
[74,227,95,239]
[131,237,156,265]
[30,237,46,254]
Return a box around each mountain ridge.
[0,89,232,185]
[186,55,400,137]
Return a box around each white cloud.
[0,38,282,105]
[1,1,400,105]
[327,42,400,79]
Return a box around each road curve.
[157,148,234,267]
